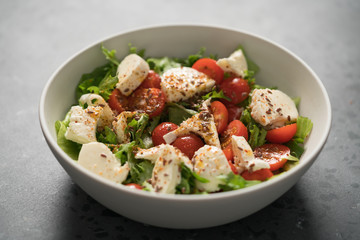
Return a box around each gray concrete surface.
[1,0,359,239]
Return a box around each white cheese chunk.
[112,111,136,144]
[249,89,299,129]
[217,49,248,77]
[163,110,221,148]
[160,67,215,103]
[79,94,114,130]
[231,136,270,173]
[64,105,103,144]
[192,145,231,192]
[78,142,130,184]
[116,54,149,96]
[135,144,191,194]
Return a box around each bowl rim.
[39,23,332,201]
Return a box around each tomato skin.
[152,122,178,146]
[254,144,290,171]
[108,89,128,115]
[211,101,228,134]
[224,103,243,123]
[220,120,248,163]
[192,58,224,84]
[139,70,161,89]
[221,120,248,148]
[266,123,297,144]
[128,88,166,118]
[241,168,274,181]
[172,134,205,159]
[125,183,143,190]
[220,77,250,104]
[223,146,234,161]
[228,160,238,174]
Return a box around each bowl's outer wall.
[40,25,331,228]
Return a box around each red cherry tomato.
[266,123,297,144]
[228,160,238,174]
[172,134,205,159]
[210,101,228,134]
[128,88,166,118]
[125,183,143,190]
[192,58,224,84]
[220,77,250,104]
[152,122,178,146]
[254,144,290,171]
[139,70,161,89]
[224,103,243,123]
[241,168,274,181]
[223,146,234,161]
[108,89,128,115]
[220,120,248,162]
[221,120,248,148]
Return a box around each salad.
[55,44,313,194]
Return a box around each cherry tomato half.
[192,58,224,84]
[266,123,297,144]
[223,146,234,161]
[211,101,228,134]
[241,168,274,181]
[172,134,205,159]
[221,120,248,149]
[108,89,128,115]
[152,122,179,146]
[128,88,166,118]
[228,160,238,174]
[139,70,161,89]
[220,77,250,104]
[254,144,290,171]
[224,103,243,123]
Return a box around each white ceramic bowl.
[39,25,331,229]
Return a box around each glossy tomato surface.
[152,122,178,146]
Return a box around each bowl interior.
[39,25,331,228]
[42,25,330,166]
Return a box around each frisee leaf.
[202,89,231,101]
[218,172,260,191]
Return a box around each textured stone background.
[1,0,359,239]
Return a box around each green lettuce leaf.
[293,116,313,143]
[202,88,231,101]
[101,44,120,66]
[55,110,82,160]
[115,141,154,185]
[166,102,198,125]
[176,163,209,194]
[218,172,260,191]
[128,43,146,58]
[240,109,267,149]
[97,126,117,144]
[126,113,150,148]
[76,45,119,101]
[146,57,181,74]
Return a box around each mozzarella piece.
[78,142,130,184]
[249,89,299,129]
[160,67,215,103]
[112,111,136,144]
[116,54,149,96]
[231,136,270,173]
[217,49,248,77]
[135,144,192,194]
[65,105,103,144]
[163,110,221,148]
[192,145,231,192]
[79,94,114,130]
